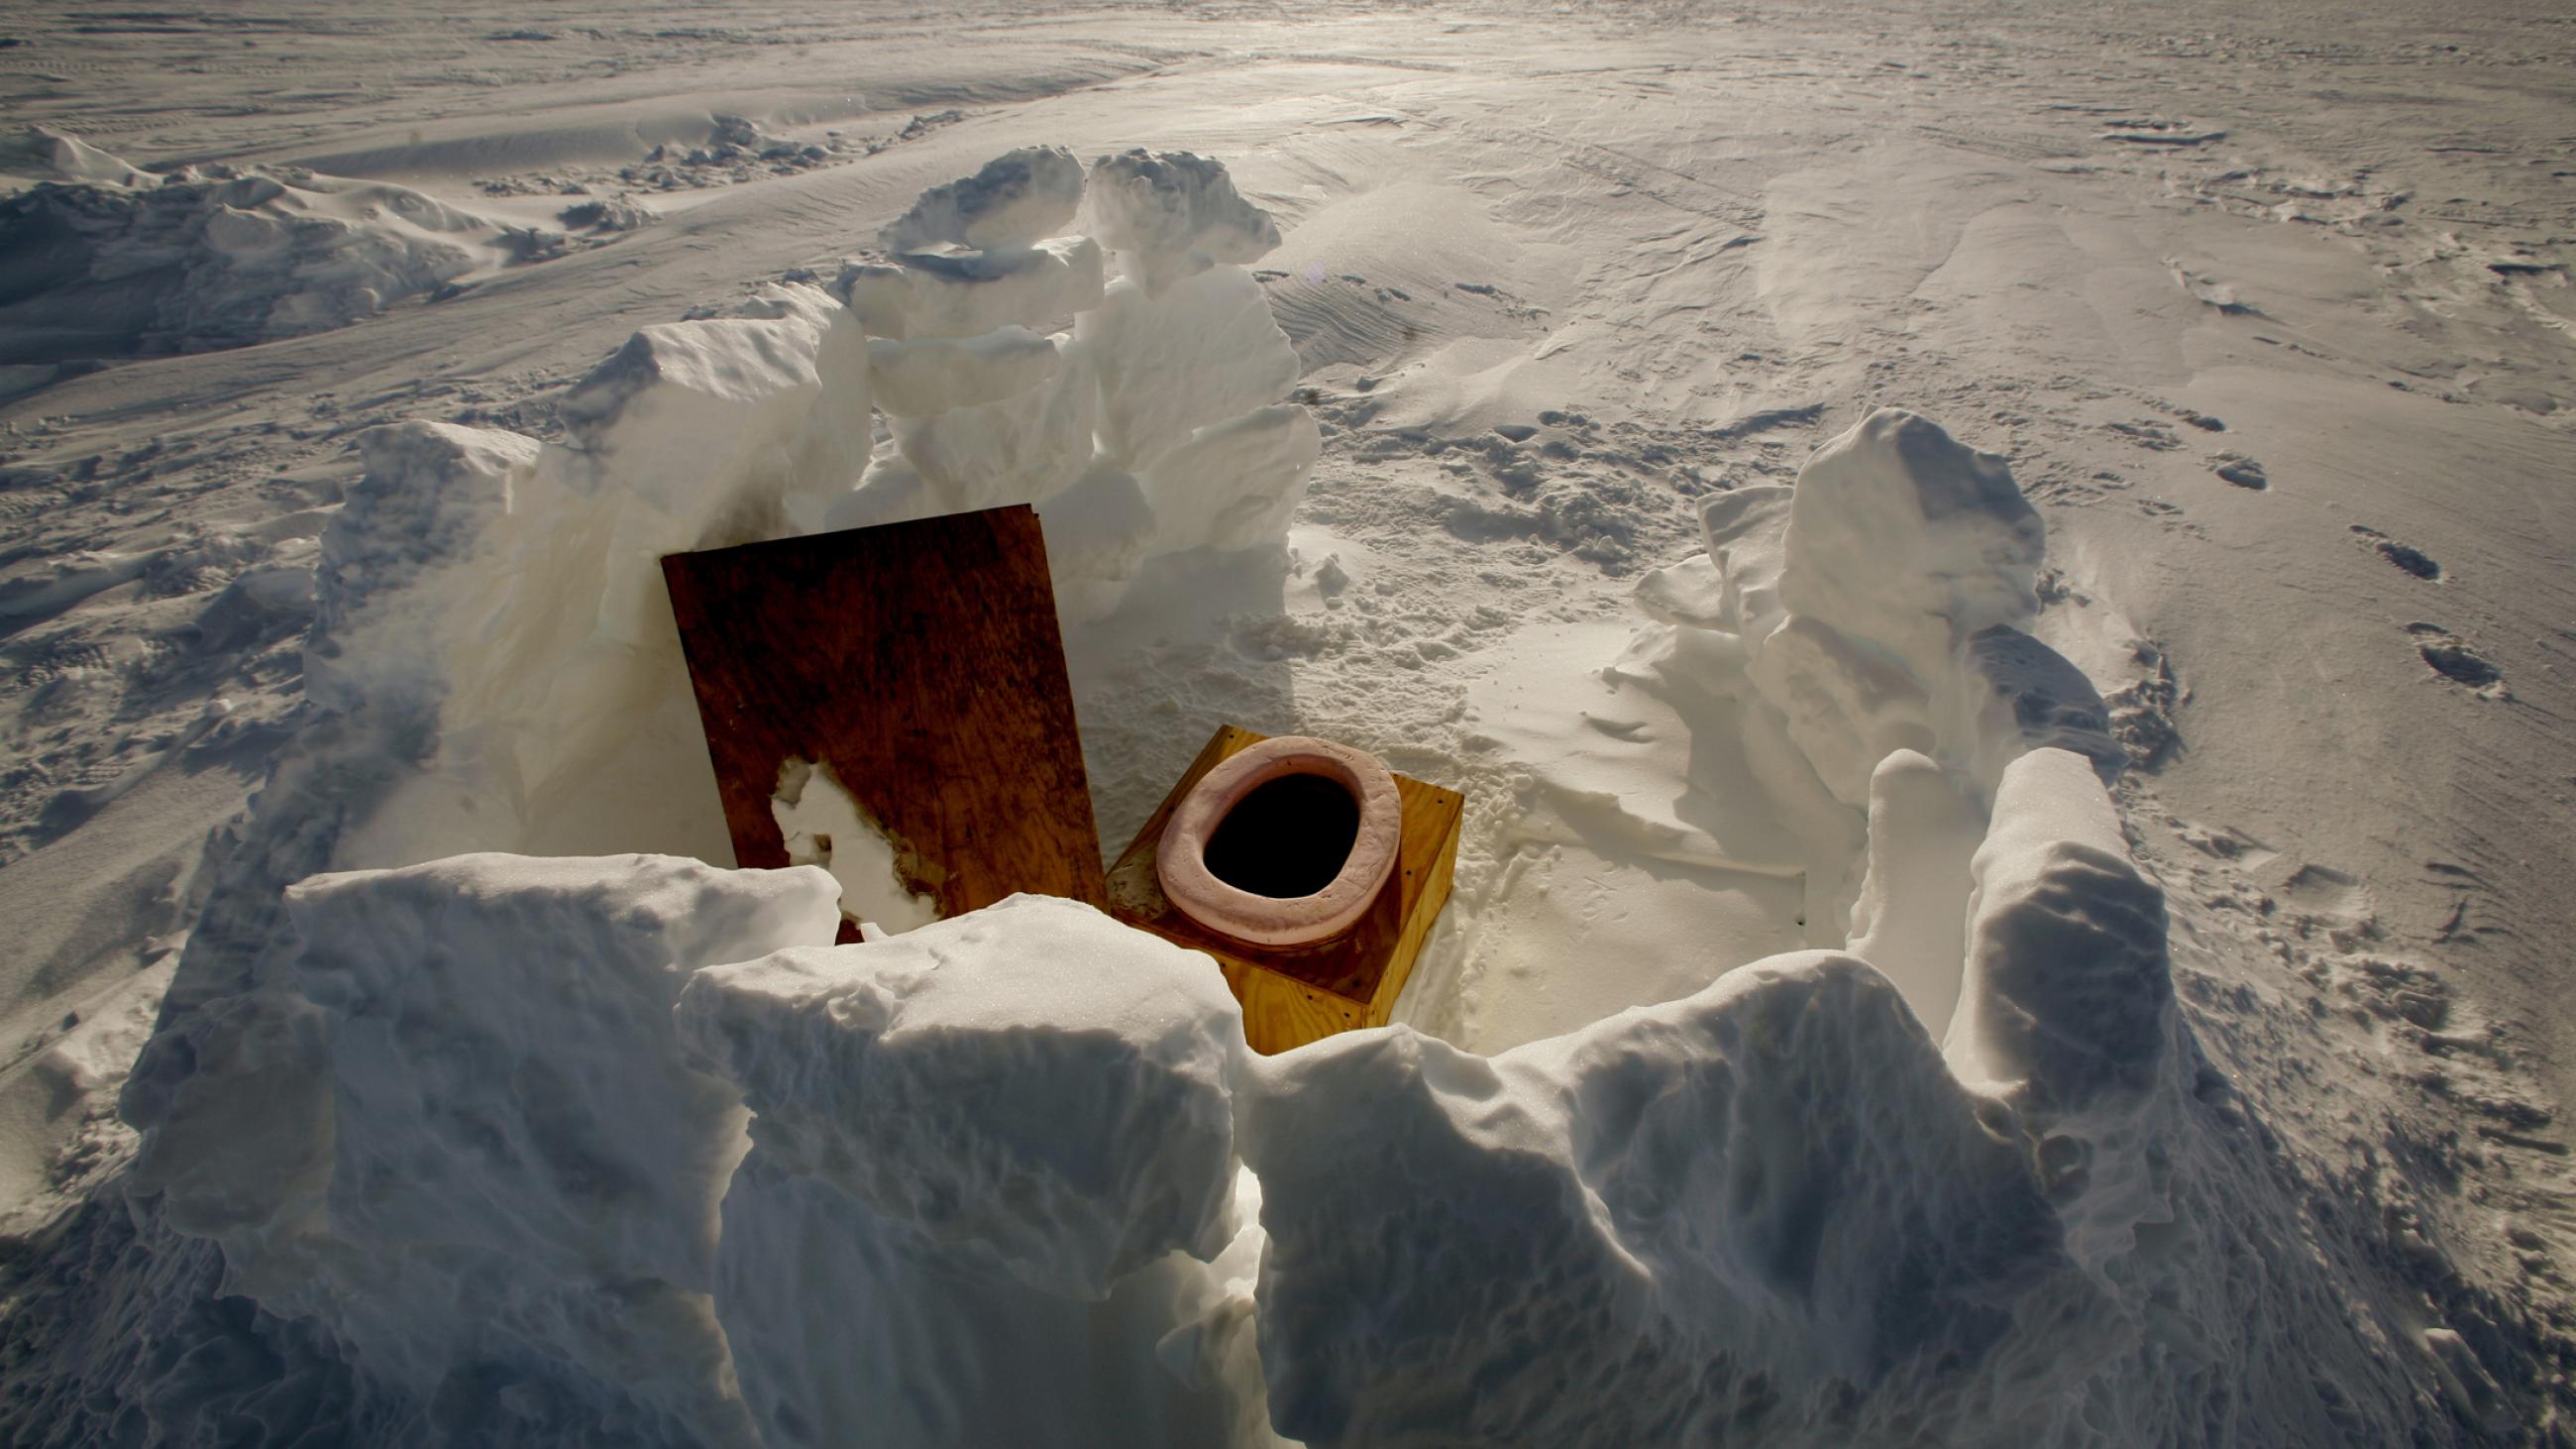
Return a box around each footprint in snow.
[2210,453,2268,490]
[2350,525,2442,580]
[2406,623,2508,699]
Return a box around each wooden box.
[1107,724,1463,1055]
[662,505,1108,935]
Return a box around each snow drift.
[0,128,562,365]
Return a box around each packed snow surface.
[1,3,2571,1445]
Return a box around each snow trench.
[90,147,2445,1446]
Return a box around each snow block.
[557,283,869,527]
[1632,552,1728,629]
[1241,950,2076,1447]
[1088,149,1282,295]
[1779,408,2044,682]
[892,333,1097,510]
[677,894,1246,1299]
[1948,624,2125,794]
[1948,747,2176,1271]
[1136,402,1323,554]
[878,145,1085,255]
[1698,483,1793,644]
[680,895,1258,1448]
[136,853,841,1447]
[307,420,538,719]
[837,235,1105,340]
[866,325,1058,418]
[1846,749,1985,1039]
[1033,463,1158,622]
[708,1153,1257,1449]
[1080,266,1301,471]
[1746,613,1936,808]
[1949,747,2172,1109]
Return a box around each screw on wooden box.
[1107,724,1463,1056]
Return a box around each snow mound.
[0,136,558,364]
[123,853,839,1445]
[0,125,150,191]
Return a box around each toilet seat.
[1156,735,1402,947]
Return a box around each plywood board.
[662,505,1107,927]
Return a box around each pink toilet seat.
[1156,735,1402,947]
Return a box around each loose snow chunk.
[866,325,1058,418]
[892,334,1098,508]
[306,420,537,718]
[837,235,1106,340]
[133,852,839,1445]
[1242,951,2073,1447]
[1780,408,2044,680]
[877,145,1086,255]
[1081,266,1301,470]
[1088,149,1282,294]
[1138,402,1323,554]
[676,894,1248,1299]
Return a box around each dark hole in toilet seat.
[1202,772,1361,899]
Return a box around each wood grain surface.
[661,505,1107,922]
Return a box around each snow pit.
[93,137,2344,1447]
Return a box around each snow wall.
[87,148,2458,1447]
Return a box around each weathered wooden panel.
[661,505,1107,928]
